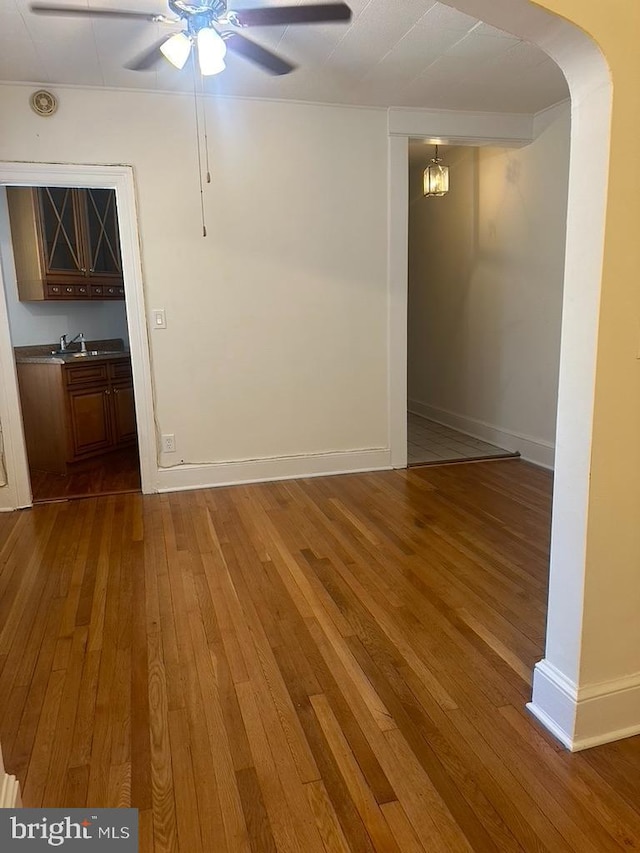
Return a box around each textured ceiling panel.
[1,0,569,113]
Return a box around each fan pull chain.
[194,61,212,185]
[191,57,207,237]
[201,83,212,185]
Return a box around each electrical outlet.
[162,434,176,453]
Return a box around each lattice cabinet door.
[83,188,123,280]
[38,186,86,280]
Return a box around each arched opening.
[390,0,636,750]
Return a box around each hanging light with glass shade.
[423,145,450,197]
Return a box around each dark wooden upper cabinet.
[6,186,124,301]
[39,187,85,279]
[84,188,123,280]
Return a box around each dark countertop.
[14,338,130,366]
[16,351,131,365]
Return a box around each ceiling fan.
[30,1,353,76]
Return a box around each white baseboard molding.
[527,658,640,751]
[408,400,555,469]
[0,745,21,808]
[156,448,392,493]
[0,772,21,808]
[527,660,578,749]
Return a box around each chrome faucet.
[59,332,87,352]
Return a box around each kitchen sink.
[50,349,124,358]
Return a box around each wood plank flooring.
[29,446,141,503]
[1,459,640,852]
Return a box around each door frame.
[0,163,155,504]
[386,109,537,469]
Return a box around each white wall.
[0,83,389,488]
[407,104,570,467]
[0,189,129,347]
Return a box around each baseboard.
[156,448,392,493]
[408,400,555,469]
[0,772,20,808]
[527,660,577,748]
[528,659,640,751]
[0,745,21,807]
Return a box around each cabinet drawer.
[46,284,67,299]
[89,283,124,300]
[109,360,132,382]
[64,363,108,387]
[46,283,90,299]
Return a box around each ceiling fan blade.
[234,2,351,27]
[30,4,161,21]
[225,32,295,75]
[125,36,170,71]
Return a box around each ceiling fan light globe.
[197,26,227,75]
[160,32,192,69]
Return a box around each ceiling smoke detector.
[30,89,58,117]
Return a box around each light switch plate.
[153,309,166,329]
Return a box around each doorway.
[405,136,566,470]
[0,163,155,508]
[2,184,141,502]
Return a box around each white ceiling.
[0,0,569,113]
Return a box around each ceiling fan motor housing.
[168,0,227,20]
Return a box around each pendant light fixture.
[423,145,450,197]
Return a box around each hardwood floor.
[29,446,141,503]
[1,459,639,851]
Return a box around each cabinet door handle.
[81,268,87,273]
[113,388,119,394]
[104,389,111,396]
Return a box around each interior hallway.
[1,461,639,851]
[408,412,517,466]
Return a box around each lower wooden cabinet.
[17,357,136,474]
[68,385,114,457]
[111,384,137,444]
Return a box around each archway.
[391,0,639,750]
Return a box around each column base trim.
[528,658,640,751]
